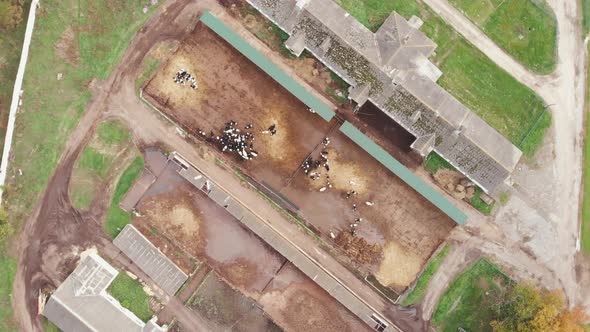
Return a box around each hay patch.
[375,241,423,289]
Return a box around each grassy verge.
[0,1,31,156]
[104,156,144,238]
[449,0,556,74]
[333,0,549,157]
[581,44,590,254]
[402,244,450,306]
[585,0,590,35]
[97,120,131,144]
[424,152,495,215]
[432,258,512,332]
[0,0,160,328]
[0,253,17,332]
[70,120,134,210]
[107,272,153,322]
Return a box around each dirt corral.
[143,23,332,190]
[143,19,456,292]
[280,129,456,291]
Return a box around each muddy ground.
[259,262,372,332]
[135,160,286,294]
[144,21,455,290]
[127,154,374,331]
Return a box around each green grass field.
[584,0,590,35]
[104,156,144,238]
[0,1,31,157]
[0,0,159,328]
[334,0,550,157]
[77,148,112,179]
[107,272,153,322]
[449,0,556,74]
[432,258,512,332]
[402,244,450,306]
[70,120,134,210]
[581,45,590,255]
[97,120,131,145]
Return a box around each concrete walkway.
[0,0,40,204]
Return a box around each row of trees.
[0,0,24,29]
[491,283,588,332]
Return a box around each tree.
[0,0,23,29]
[491,283,587,332]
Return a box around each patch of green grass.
[423,152,454,173]
[77,147,111,179]
[107,272,153,322]
[481,0,556,74]
[136,56,160,91]
[333,0,420,31]
[470,187,494,215]
[332,0,550,156]
[584,0,590,35]
[448,0,496,25]
[0,253,17,332]
[449,0,556,74]
[69,180,96,210]
[498,191,510,205]
[432,258,512,332]
[402,244,451,306]
[104,156,144,238]
[97,120,131,145]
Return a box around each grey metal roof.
[246,0,523,193]
[42,253,167,332]
[114,225,188,296]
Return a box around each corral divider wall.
[339,121,468,224]
[199,11,335,122]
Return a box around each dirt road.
[420,0,589,315]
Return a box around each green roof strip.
[339,121,468,224]
[200,12,335,122]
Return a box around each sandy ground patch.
[375,241,423,290]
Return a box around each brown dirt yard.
[134,160,286,295]
[281,128,456,291]
[143,19,456,292]
[143,23,333,191]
